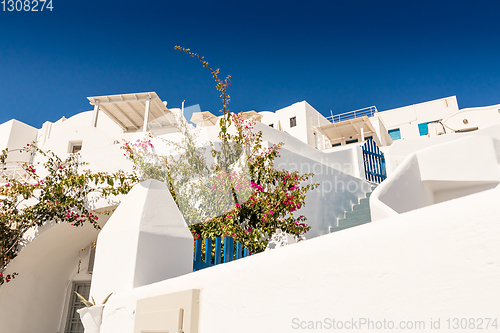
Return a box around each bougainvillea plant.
[0,144,138,285]
[122,47,319,253]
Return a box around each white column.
[143,98,151,132]
[91,101,100,127]
[360,124,365,141]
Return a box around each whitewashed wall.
[442,103,500,132]
[384,124,500,175]
[99,183,500,333]
[258,101,330,148]
[34,111,133,174]
[368,113,393,147]
[304,101,331,148]
[0,217,108,333]
[0,119,38,163]
[274,145,370,238]
[378,96,458,140]
[371,136,500,221]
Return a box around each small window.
[332,142,341,147]
[87,246,96,274]
[388,128,401,141]
[346,138,359,144]
[290,117,297,128]
[418,122,428,136]
[64,281,91,333]
[69,141,83,154]
[269,123,274,128]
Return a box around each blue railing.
[193,236,252,271]
[362,138,387,184]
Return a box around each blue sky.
[1,0,499,128]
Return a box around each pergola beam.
[123,101,144,120]
[89,96,158,105]
[152,98,168,116]
[107,100,140,130]
[98,105,128,131]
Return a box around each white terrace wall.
[371,135,500,221]
[255,122,366,180]
[253,122,372,237]
[384,124,500,175]
[274,145,370,238]
[99,183,500,333]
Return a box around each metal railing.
[0,163,29,184]
[327,106,379,123]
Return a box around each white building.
[0,92,499,333]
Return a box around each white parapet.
[89,179,194,303]
[371,135,500,221]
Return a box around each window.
[418,122,429,136]
[269,123,274,128]
[290,117,297,128]
[332,143,341,147]
[64,281,91,333]
[87,246,96,274]
[346,138,359,145]
[388,128,401,141]
[68,141,83,154]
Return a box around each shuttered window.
[418,122,429,136]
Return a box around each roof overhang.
[318,116,376,143]
[240,110,263,122]
[87,92,172,132]
[190,111,219,127]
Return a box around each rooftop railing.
[327,106,379,123]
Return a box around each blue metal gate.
[193,236,251,271]
[362,138,387,183]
